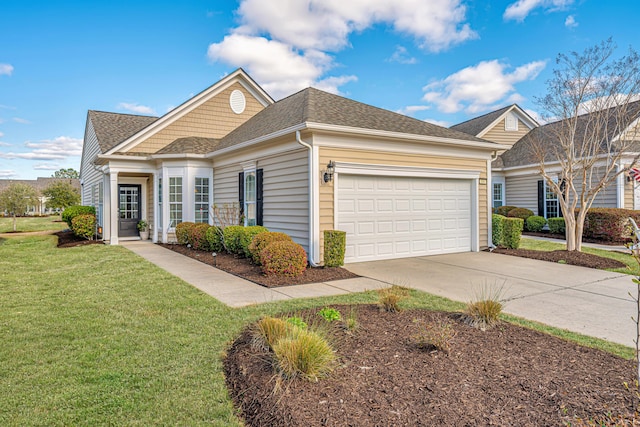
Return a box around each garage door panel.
[337,174,472,262]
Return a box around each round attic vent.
[230,89,246,114]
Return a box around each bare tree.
[532,39,640,251]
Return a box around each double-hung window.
[169,177,182,227]
[545,178,559,218]
[492,183,503,208]
[195,177,209,223]
[244,171,256,226]
[158,178,162,229]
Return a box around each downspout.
[296,130,319,267]
[487,151,499,249]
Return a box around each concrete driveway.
[345,251,637,348]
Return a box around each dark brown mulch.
[158,243,358,288]
[491,247,627,270]
[54,230,104,248]
[225,305,638,427]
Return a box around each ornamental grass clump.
[413,318,457,354]
[271,327,336,381]
[248,231,292,264]
[462,284,505,330]
[377,285,409,312]
[260,240,308,277]
[252,316,295,352]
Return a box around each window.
[492,183,503,208]
[195,177,209,223]
[244,172,256,226]
[545,179,559,218]
[97,182,103,228]
[158,178,162,229]
[505,112,518,131]
[169,177,182,227]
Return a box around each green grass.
[0,235,634,425]
[0,215,67,233]
[520,237,639,276]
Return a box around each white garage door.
[337,174,472,263]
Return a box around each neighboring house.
[451,103,640,218]
[0,177,81,215]
[79,69,505,264]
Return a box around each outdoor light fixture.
[212,252,217,267]
[323,160,335,183]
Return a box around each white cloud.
[117,103,157,115]
[12,117,30,124]
[524,108,546,124]
[208,0,476,98]
[0,142,10,147]
[422,59,547,114]
[396,105,431,116]
[0,63,13,76]
[504,0,573,22]
[424,118,451,127]
[0,132,3,138]
[33,163,62,171]
[0,170,16,178]
[0,104,15,110]
[387,46,417,65]
[0,136,82,160]
[564,15,578,28]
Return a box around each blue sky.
[0,0,638,179]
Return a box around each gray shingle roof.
[156,137,221,155]
[0,177,80,194]
[88,110,158,153]
[499,100,640,168]
[217,87,494,151]
[450,105,514,136]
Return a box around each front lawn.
[0,215,67,233]
[520,237,639,276]
[0,235,634,425]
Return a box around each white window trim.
[505,112,519,131]
[194,177,210,224]
[168,176,183,229]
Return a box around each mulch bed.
[491,247,627,270]
[158,243,358,288]
[224,304,638,427]
[54,230,104,248]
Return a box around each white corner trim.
[617,162,625,208]
[334,161,481,179]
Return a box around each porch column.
[152,172,158,243]
[109,172,119,245]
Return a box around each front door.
[118,185,141,237]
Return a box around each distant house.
[451,103,640,217]
[79,69,505,264]
[0,177,81,215]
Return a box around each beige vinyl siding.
[212,148,310,251]
[505,175,539,214]
[79,118,103,204]
[482,118,532,147]
[318,147,489,256]
[572,167,618,208]
[129,83,265,154]
[625,178,634,210]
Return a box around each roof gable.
[451,104,539,138]
[88,111,158,154]
[105,69,273,155]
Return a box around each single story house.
[79,69,506,264]
[0,177,81,215]
[451,103,640,218]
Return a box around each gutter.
[295,130,320,267]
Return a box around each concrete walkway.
[122,240,637,348]
[121,241,388,307]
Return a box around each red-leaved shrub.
[190,223,210,250]
[248,232,293,264]
[582,208,640,242]
[260,240,308,276]
[175,222,196,245]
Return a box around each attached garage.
[336,173,476,263]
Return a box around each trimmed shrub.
[175,222,195,245]
[525,215,546,232]
[582,208,640,242]
[248,231,293,264]
[190,223,210,251]
[205,226,223,252]
[323,230,346,267]
[62,205,96,228]
[493,205,517,217]
[260,240,308,276]
[71,213,96,239]
[223,225,245,254]
[239,225,269,258]
[502,217,523,249]
[548,217,566,235]
[491,214,505,247]
[506,207,534,221]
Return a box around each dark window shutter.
[558,179,566,218]
[256,168,263,226]
[537,180,545,217]
[238,172,244,220]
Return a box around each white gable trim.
[477,105,539,138]
[105,69,274,155]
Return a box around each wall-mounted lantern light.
[323,160,335,183]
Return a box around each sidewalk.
[120,240,388,307]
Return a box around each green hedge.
[493,205,517,217]
[323,230,346,267]
[248,232,293,264]
[175,222,195,245]
[205,226,223,252]
[525,215,546,232]
[239,226,269,258]
[491,214,505,247]
[548,217,565,234]
[502,217,523,249]
[71,213,96,240]
[62,205,96,228]
[223,225,245,254]
[506,207,534,221]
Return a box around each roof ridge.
[451,104,514,128]
[89,109,159,119]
